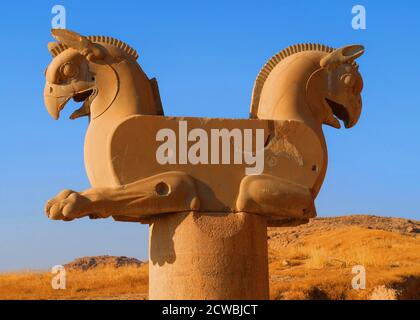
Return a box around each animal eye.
[60,62,78,78]
[341,74,356,87]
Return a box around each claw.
[44,189,92,221]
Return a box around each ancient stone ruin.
[44,29,364,299]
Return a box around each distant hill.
[0,215,418,300]
[268,214,419,247]
[64,255,144,271]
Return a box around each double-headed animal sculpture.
[44,29,364,299]
[44,29,364,227]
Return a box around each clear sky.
[0,1,419,271]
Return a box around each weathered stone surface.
[43,29,364,299]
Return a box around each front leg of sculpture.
[45,171,200,221]
[236,174,317,220]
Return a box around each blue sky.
[0,1,419,271]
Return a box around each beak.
[344,101,362,128]
[324,97,362,129]
[43,80,94,120]
[44,90,71,120]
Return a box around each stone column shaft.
[149,212,269,300]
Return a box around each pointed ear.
[51,29,105,61]
[51,29,89,51]
[320,45,365,68]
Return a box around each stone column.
[149,211,269,300]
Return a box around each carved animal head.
[250,44,364,130]
[306,45,364,129]
[44,29,155,120]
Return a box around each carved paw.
[45,189,92,221]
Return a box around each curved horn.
[51,29,105,61]
[320,45,365,68]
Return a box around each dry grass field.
[0,215,419,300]
[0,264,148,300]
[268,226,419,299]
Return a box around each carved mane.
[250,43,335,118]
[48,35,139,60]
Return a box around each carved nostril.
[49,86,53,94]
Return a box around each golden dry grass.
[0,264,148,300]
[0,224,419,300]
[269,226,420,300]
